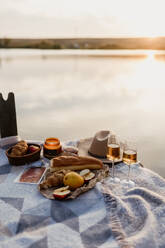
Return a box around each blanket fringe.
[103,185,133,248]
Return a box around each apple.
[53,186,71,199]
[53,190,71,199]
[84,172,95,182]
[28,145,39,153]
[80,169,90,177]
[79,169,95,182]
[54,186,69,192]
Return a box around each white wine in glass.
[123,149,137,165]
[107,144,120,161]
[107,135,121,183]
[122,141,137,187]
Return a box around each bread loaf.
[50,155,103,172]
[10,140,28,156]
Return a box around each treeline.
[0,38,62,49]
[0,38,118,49]
[1,37,165,50]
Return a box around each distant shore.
[1,37,165,50]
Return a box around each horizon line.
[1,36,165,40]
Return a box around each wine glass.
[107,134,121,183]
[122,140,137,187]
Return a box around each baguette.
[50,155,103,172]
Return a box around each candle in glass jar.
[43,137,62,158]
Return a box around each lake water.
[1,49,165,177]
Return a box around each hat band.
[88,150,107,159]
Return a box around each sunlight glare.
[146,50,156,61]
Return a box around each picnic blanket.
[0,139,165,248]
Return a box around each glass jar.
[43,137,62,159]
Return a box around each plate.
[14,166,47,184]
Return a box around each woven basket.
[6,143,41,166]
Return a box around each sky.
[0,0,165,38]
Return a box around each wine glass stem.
[112,160,115,178]
[128,163,131,182]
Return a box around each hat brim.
[77,137,122,164]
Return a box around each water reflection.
[0,49,165,177]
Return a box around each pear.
[63,172,84,189]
